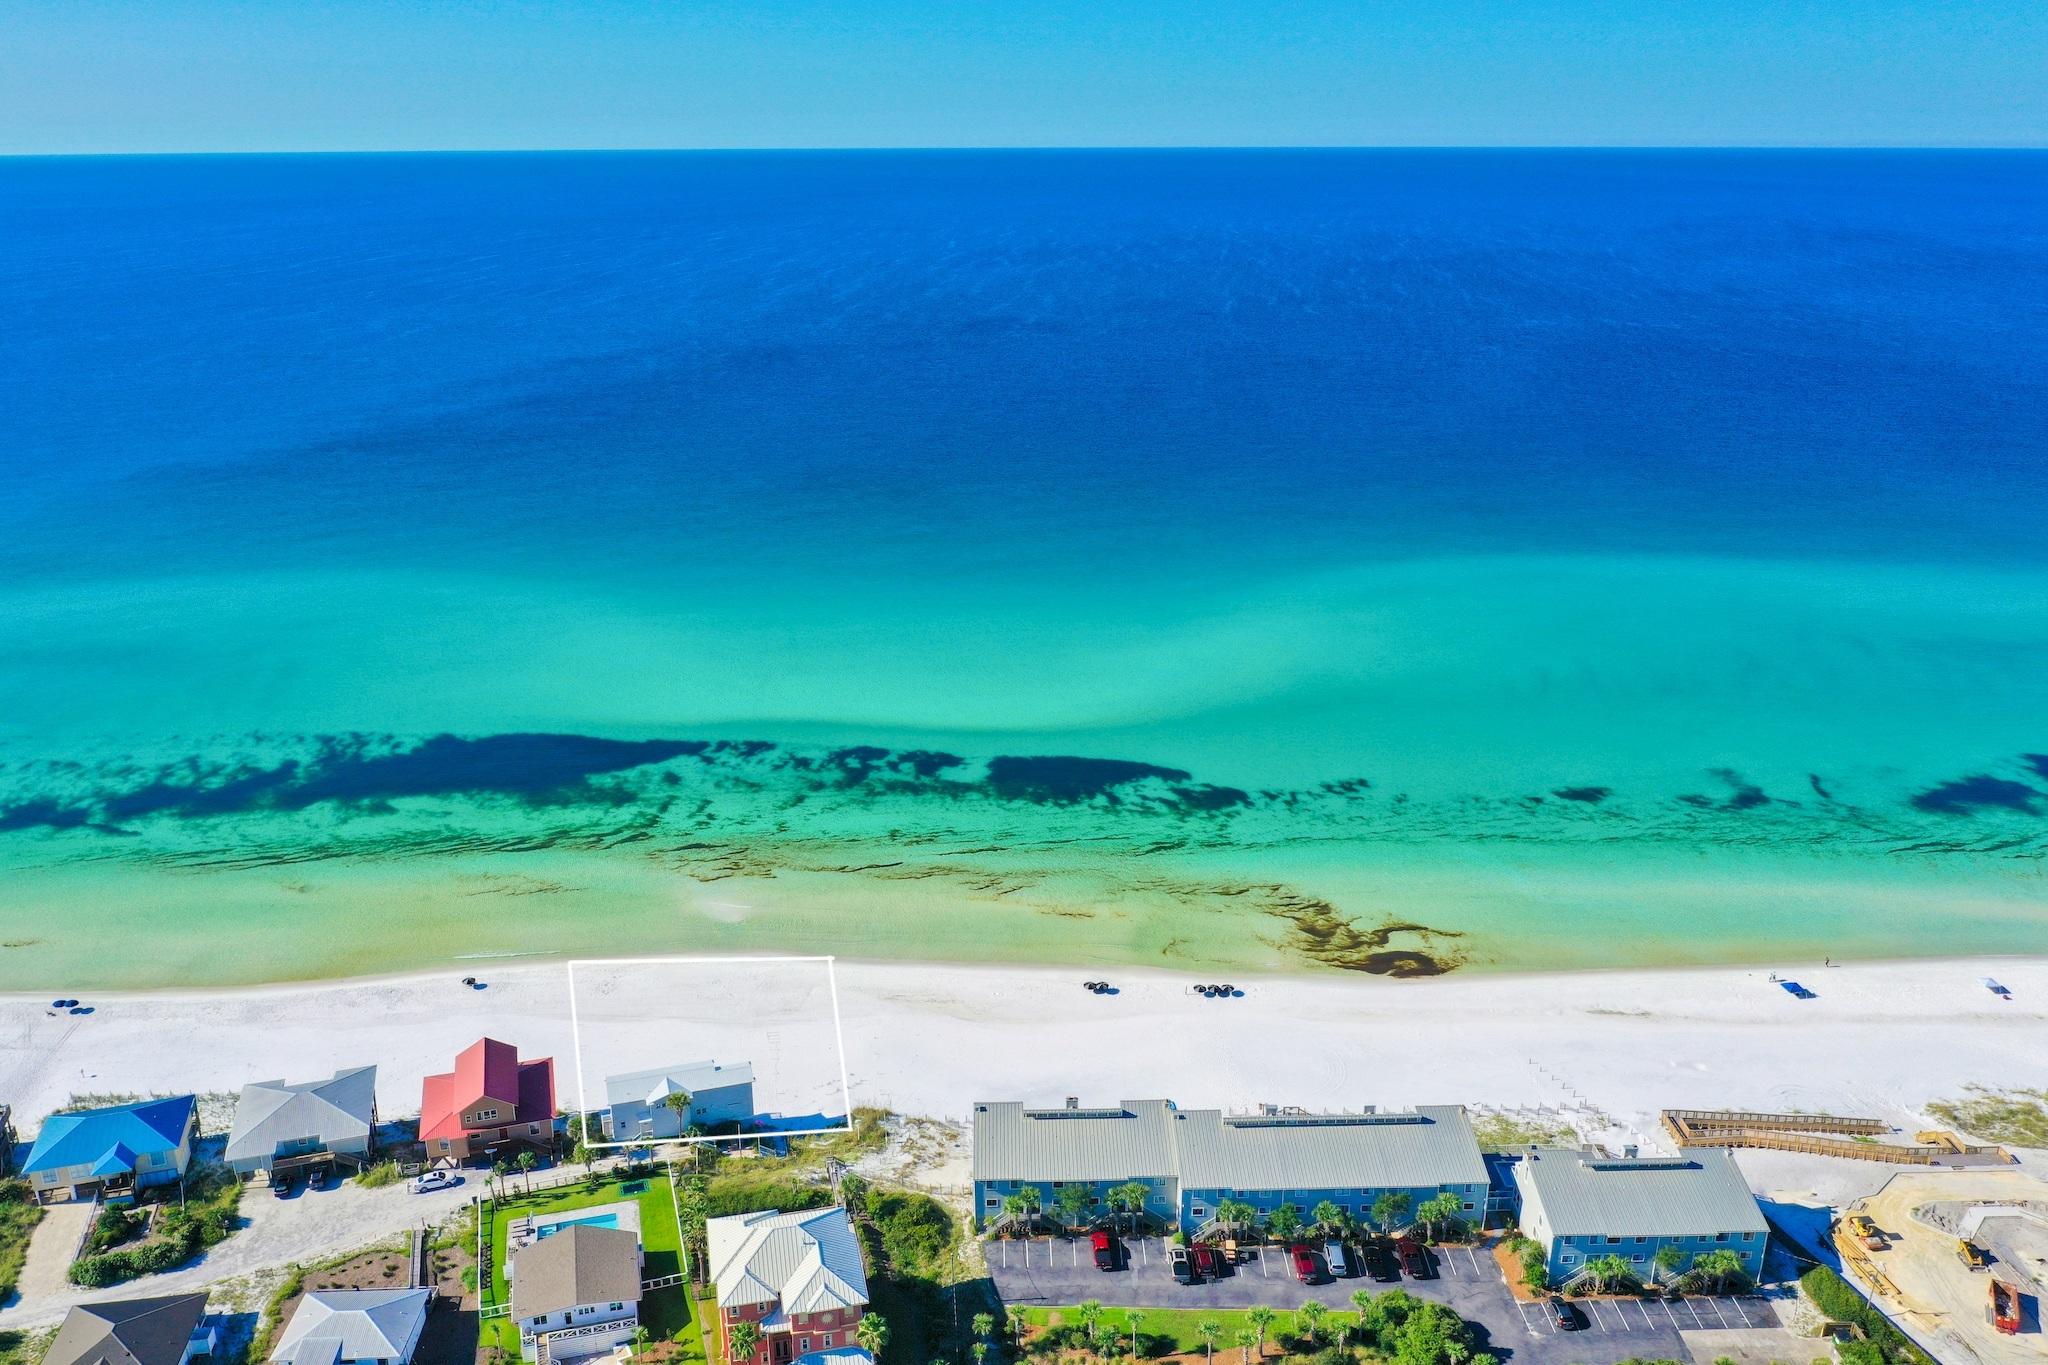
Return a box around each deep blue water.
[4,149,2046,594]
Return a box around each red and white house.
[706,1207,871,1365]
[419,1038,556,1165]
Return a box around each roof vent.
[1065,1096,1079,1110]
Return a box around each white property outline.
[566,955,856,1150]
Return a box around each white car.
[411,1169,460,1194]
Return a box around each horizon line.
[5,142,2045,161]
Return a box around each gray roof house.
[1172,1106,1490,1193]
[1512,1147,1769,1284]
[225,1067,378,1177]
[510,1224,644,1363]
[706,1206,870,1314]
[270,1290,431,1365]
[603,1060,756,1142]
[971,1098,1488,1231]
[47,1294,214,1365]
[971,1100,1180,1184]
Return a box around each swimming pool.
[534,1212,620,1238]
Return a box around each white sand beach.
[4,954,2043,1157]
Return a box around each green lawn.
[1021,1305,1363,1356]
[479,1173,703,1363]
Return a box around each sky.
[3,0,2044,154]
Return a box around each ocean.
[3,149,2045,988]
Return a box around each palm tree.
[1107,1182,1152,1236]
[1124,1310,1145,1361]
[1310,1201,1347,1237]
[1233,1329,1257,1365]
[972,1313,995,1344]
[1195,1320,1221,1365]
[1002,1186,1044,1233]
[1684,1248,1749,1294]
[1212,1199,1258,1241]
[1055,1184,1092,1232]
[839,1171,871,1218]
[1415,1192,1464,1242]
[1652,1244,1685,1283]
[1244,1307,1275,1364]
[1348,1290,1374,1346]
[971,1344,989,1365]
[855,1314,890,1360]
[1075,1301,1105,1357]
[1294,1300,1328,1348]
[1369,1191,1411,1237]
[513,1149,538,1194]
[1005,1307,1027,1350]
[1265,1204,1302,1244]
[1581,1253,1638,1294]
[663,1087,694,1131]
[631,1326,652,1355]
[728,1319,763,1365]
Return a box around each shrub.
[1800,1267,1932,1365]
[355,1161,404,1189]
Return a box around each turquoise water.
[535,1212,621,1238]
[1,151,2045,986]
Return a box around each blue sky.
[5,0,2044,153]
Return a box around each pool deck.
[508,1197,643,1255]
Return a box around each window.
[985,1195,1000,1208]
[610,1304,624,1312]
[476,1109,500,1123]
[529,1123,540,1135]
[1605,1236,1620,1245]
[1461,1202,1475,1212]
[1631,1254,1645,1263]
[439,1140,451,1152]
[1715,1232,1729,1242]
[1742,1232,1755,1242]
[799,1340,810,1353]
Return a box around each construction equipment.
[1843,1214,1886,1250]
[1989,1277,2022,1335]
[1957,1238,1992,1270]
[1661,1110,2013,1165]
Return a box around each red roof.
[420,1038,555,1144]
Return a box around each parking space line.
[1702,1296,1730,1328]
[1631,1298,1657,1331]
[1679,1296,1706,1329]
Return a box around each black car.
[1362,1240,1399,1282]
[1547,1297,1582,1332]
[307,1166,328,1191]
[271,1178,295,1199]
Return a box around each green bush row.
[1799,1267,1933,1365]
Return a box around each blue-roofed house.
[23,1097,198,1204]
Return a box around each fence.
[1662,1110,2011,1165]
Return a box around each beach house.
[1511,1147,1769,1287]
[22,1096,198,1204]
[603,1060,756,1142]
[419,1038,555,1165]
[226,1066,379,1180]
[270,1289,432,1365]
[971,1098,1488,1234]
[46,1294,216,1365]
[510,1224,644,1363]
[706,1207,870,1365]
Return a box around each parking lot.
[986,1235,1782,1365]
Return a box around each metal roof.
[25,1097,195,1176]
[604,1060,755,1111]
[1172,1106,1489,1191]
[511,1225,643,1321]
[705,1207,870,1312]
[1513,1147,1767,1239]
[970,1100,1180,1183]
[47,1294,208,1365]
[271,1290,430,1365]
[225,1067,378,1165]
